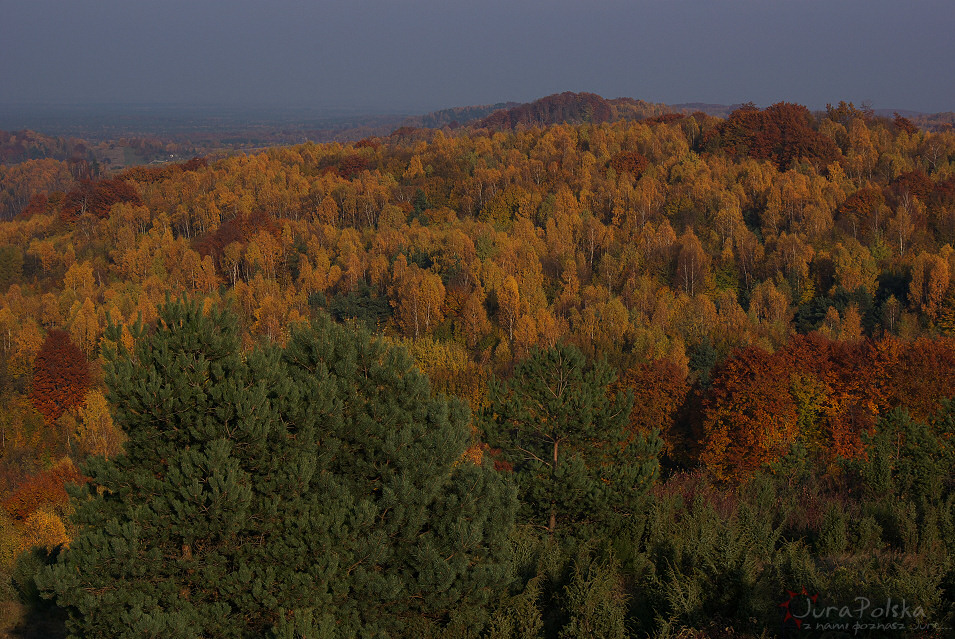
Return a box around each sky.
[1,0,953,114]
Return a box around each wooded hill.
[1,94,955,636]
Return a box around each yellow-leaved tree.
[77,389,122,458]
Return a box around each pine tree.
[855,405,955,503]
[38,299,302,637]
[279,314,515,636]
[38,299,515,637]
[482,344,661,537]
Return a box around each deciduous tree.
[700,346,798,481]
[29,329,90,425]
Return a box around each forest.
[0,93,954,637]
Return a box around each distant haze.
[1,0,953,114]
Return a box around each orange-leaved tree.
[615,358,689,455]
[2,458,83,520]
[700,346,798,481]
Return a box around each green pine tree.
[38,299,298,637]
[482,344,661,538]
[280,314,516,637]
[38,299,515,638]
[856,406,953,503]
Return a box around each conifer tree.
[38,299,302,637]
[38,299,515,638]
[482,344,661,537]
[559,554,627,639]
[279,314,515,637]
[855,405,955,502]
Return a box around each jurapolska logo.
[778,587,947,634]
[779,587,817,630]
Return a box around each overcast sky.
[1,0,953,114]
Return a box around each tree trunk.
[549,439,558,533]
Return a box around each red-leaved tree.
[29,329,90,424]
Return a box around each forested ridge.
[1,95,955,637]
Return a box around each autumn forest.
[1,92,955,637]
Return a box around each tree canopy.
[483,344,661,536]
[38,298,515,638]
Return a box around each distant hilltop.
[2,92,953,168]
[472,92,670,128]
[415,93,953,132]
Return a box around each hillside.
[1,97,954,636]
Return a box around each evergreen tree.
[38,299,515,638]
[687,337,717,388]
[38,299,305,637]
[559,553,627,639]
[280,314,515,637]
[482,344,661,537]
[856,406,954,502]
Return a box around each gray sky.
[1,0,953,113]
